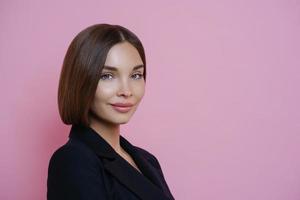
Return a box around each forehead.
[104,41,144,70]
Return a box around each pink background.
[1,0,300,199]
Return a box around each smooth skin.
[89,41,145,173]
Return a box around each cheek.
[96,82,117,99]
[91,86,114,111]
[134,82,145,99]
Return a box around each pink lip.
[110,103,133,113]
[111,103,134,107]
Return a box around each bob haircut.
[58,24,146,127]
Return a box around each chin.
[118,120,130,125]
[115,116,132,124]
[105,114,131,125]
[106,119,129,126]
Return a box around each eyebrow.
[102,64,144,71]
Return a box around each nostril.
[117,90,132,97]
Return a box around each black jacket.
[47,124,175,200]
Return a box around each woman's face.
[90,41,145,125]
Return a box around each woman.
[47,24,175,200]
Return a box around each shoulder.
[47,139,107,199]
[47,138,103,185]
[48,138,100,171]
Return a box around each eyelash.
[100,73,144,80]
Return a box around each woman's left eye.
[132,73,143,80]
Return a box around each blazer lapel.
[69,124,171,200]
[120,135,171,194]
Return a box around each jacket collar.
[68,124,173,200]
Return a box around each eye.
[132,73,144,80]
[100,73,113,80]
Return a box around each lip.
[111,103,134,107]
[110,103,134,113]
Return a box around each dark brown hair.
[58,24,146,126]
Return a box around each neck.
[89,117,122,154]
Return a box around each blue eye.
[100,73,144,80]
[100,73,113,80]
[132,73,144,80]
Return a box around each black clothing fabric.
[47,124,175,200]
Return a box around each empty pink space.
[1,0,300,199]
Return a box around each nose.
[117,79,132,97]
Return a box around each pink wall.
[1,0,300,199]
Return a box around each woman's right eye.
[100,73,113,80]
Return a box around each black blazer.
[47,124,175,200]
